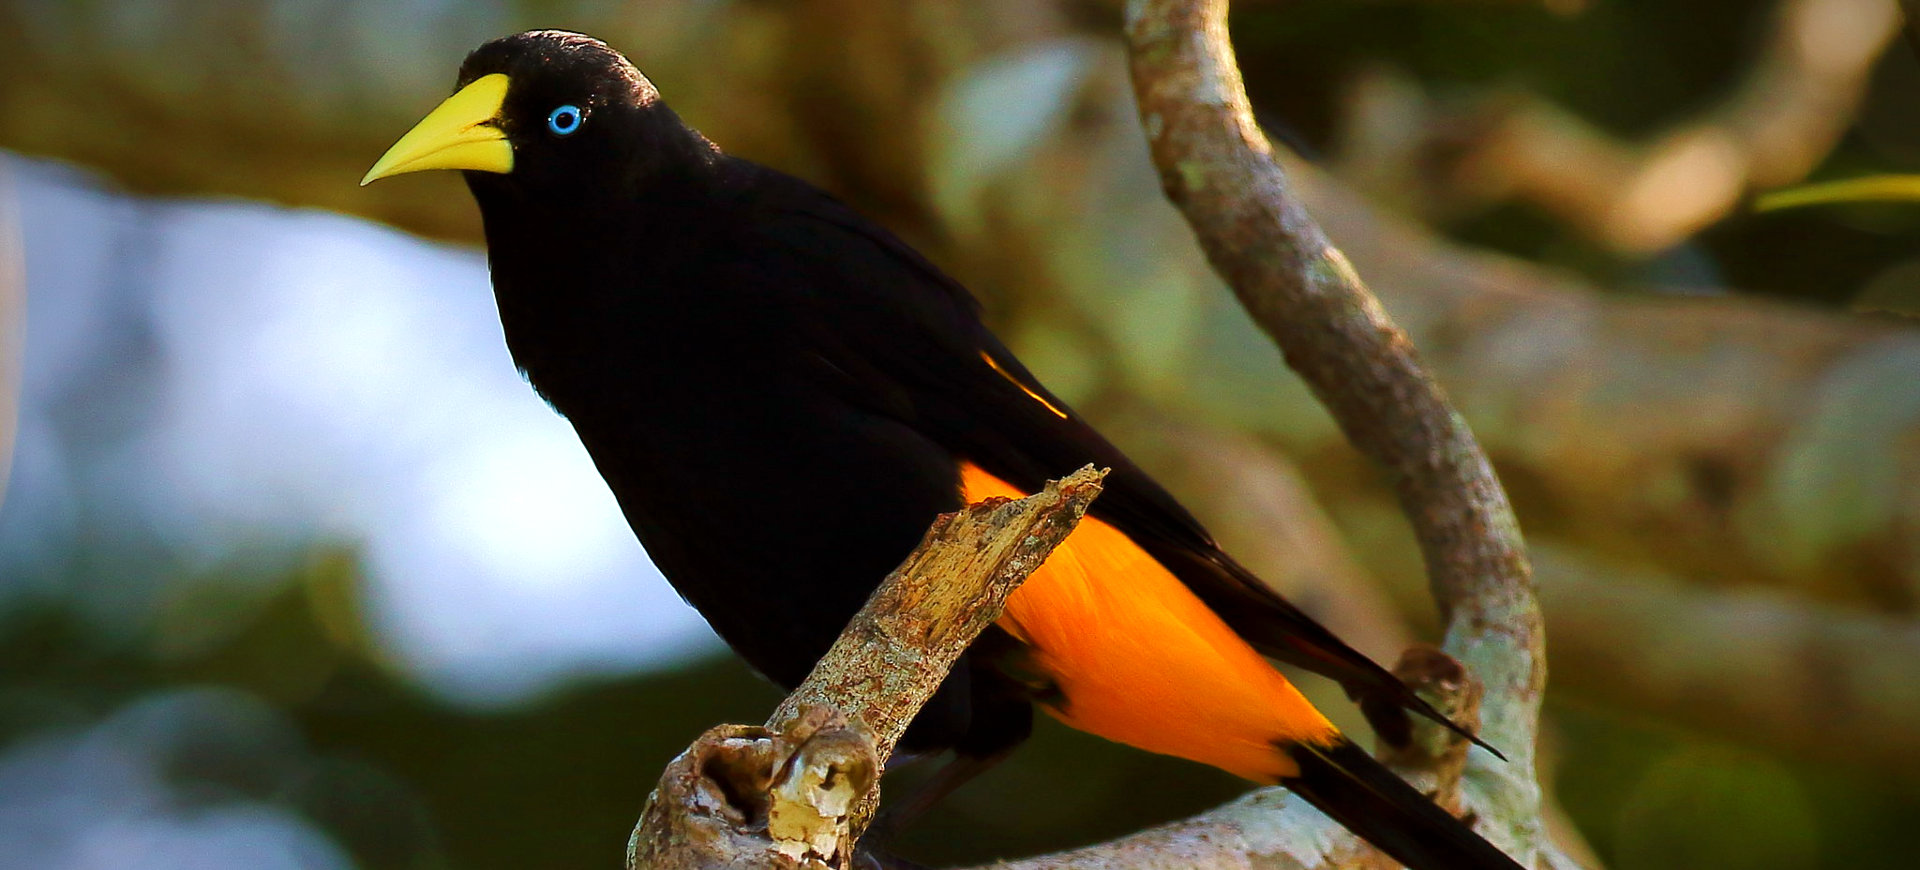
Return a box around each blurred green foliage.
[9,1,1920,868]
[8,556,1920,868]
[1239,0,1920,305]
[0,565,1250,869]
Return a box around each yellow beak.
[361,74,514,185]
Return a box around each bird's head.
[361,31,701,198]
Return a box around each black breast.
[482,183,964,688]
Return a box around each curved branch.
[1122,0,1551,863]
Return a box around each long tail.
[1282,739,1525,870]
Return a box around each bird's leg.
[866,748,1013,844]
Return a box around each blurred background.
[3,0,1919,867]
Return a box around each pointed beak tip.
[358,73,514,188]
[359,161,394,187]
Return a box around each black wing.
[726,169,1494,754]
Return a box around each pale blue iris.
[547,105,583,136]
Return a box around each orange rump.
[961,463,1340,783]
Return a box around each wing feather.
[728,173,1494,754]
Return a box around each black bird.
[363,30,1523,870]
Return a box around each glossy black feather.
[442,30,1510,866]
[741,180,1499,756]
[1285,740,1526,870]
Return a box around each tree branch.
[628,466,1106,870]
[1533,543,1920,773]
[1120,0,1553,864]
[1334,0,1901,254]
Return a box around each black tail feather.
[1185,550,1506,761]
[1282,740,1524,870]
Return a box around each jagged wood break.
[628,466,1106,870]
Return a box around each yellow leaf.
[1755,175,1920,211]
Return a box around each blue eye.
[547,104,584,136]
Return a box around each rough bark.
[627,467,1105,870]
[1118,0,1556,865]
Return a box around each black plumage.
[364,30,1524,870]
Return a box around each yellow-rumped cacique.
[362,29,1522,870]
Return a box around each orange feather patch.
[962,463,1340,783]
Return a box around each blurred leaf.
[929,40,1099,235]
[1613,745,1820,870]
[1757,175,1920,211]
